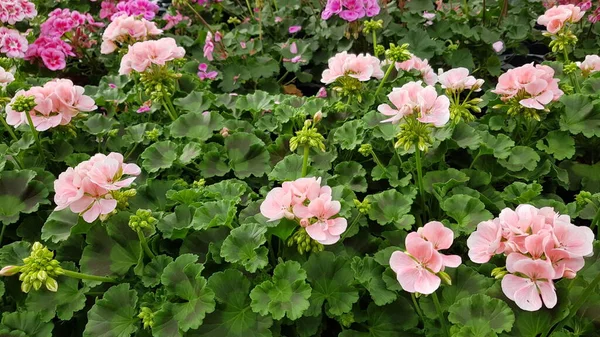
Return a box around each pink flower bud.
[0,266,20,276]
[300,218,310,227]
[220,127,230,137]
[313,111,323,123]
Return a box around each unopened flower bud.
[491,266,508,279]
[45,277,58,292]
[438,271,452,285]
[220,127,230,137]
[0,265,20,276]
[300,218,310,227]
[313,111,323,124]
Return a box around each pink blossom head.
[438,67,482,92]
[502,258,557,311]
[577,54,600,76]
[0,28,29,59]
[492,40,504,53]
[321,51,382,84]
[395,55,438,85]
[260,187,294,221]
[390,239,443,294]
[537,4,585,34]
[119,37,186,74]
[0,66,15,88]
[288,25,302,34]
[467,219,505,263]
[378,81,450,127]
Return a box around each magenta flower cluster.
[321,0,380,22]
[99,0,159,20]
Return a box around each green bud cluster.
[139,67,181,102]
[353,199,371,215]
[112,188,137,210]
[334,75,364,100]
[384,43,411,63]
[145,128,161,141]
[289,120,326,152]
[338,312,355,328]
[576,191,593,208]
[446,42,459,52]
[19,242,64,293]
[138,307,155,329]
[358,144,373,156]
[192,179,206,189]
[374,45,385,57]
[10,94,37,113]
[563,62,579,75]
[363,19,383,33]
[287,229,324,254]
[491,266,508,280]
[449,98,482,124]
[559,82,574,95]
[547,30,578,53]
[129,209,157,232]
[227,17,241,24]
[395,116,433,152]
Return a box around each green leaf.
[0,241,31,267]
[0,311,53,337]
[190,269,273,337]
[423,168,470,198]
[179,142,203,164]
[501,182,543,204]
[191,200,236,230]
[365,189,414,228]
[174,91,212,113]
[250,260,312,320]
[25,263,89,322]
[140,141,179,173]
[0,280,4,298]
[329,161,367,192]
[159,254,216,332]
[441,194,492,234]
[142,255,173,287]
[351,257,397,306]
[559,94,600,137]
[0,170,49,224]
[83,284,138,337]
[220,223,268,273]
[452,122,482,150]
[536,131,575,160]
[448,294,515,334]
[446,48,475,69]
[304,251,359,316]
[83,114,118,135]
[170,111,224,141]
[479,131,514,159]
[339,299,419,337]
[80,213,141,277]
[333,120,366,150]
[157,204,194,239]
[41,209,92,243]
[499,146,540,172]
[225,132,271,178]
[268,154,305,182]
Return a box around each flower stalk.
[61,269,118,283]
[432,292,449,337]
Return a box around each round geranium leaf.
[448,294,515,334]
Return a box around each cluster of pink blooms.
[26,9,103,70]
[492,63,563,110]
[577,54,600,76]
[378,81,450,127]
[6,79,97,131]
[321,51,383,84]
[537,4,585,34]
[99,0,159,20]
[0,0,36,24]
[390,222,461,294]
[162,11,190,30]
[119,37,186,75]
[100,14,162,54]
[197,63,218,80]
[321,0,380,21]
[395,55,438,86]
[0,66,15,88]
[0,27,28,59]
[437,67,484,93]
[260,177,347,245]
[54,153,141,223]
[468,204,594,311]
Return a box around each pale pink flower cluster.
[6,79,97,131]
[100,15,162,54]
[468,204,594,311]
[321,0,380,22]
[119,37,186,75]
[0,27,28,59]
[437,67,484,93]
[260,177,347,245]
[321,51,384,84]
[378,81,450,126]
[395,55,438,86]
[576,54,600,76]
[0,66,15,88]
[537,4,585,34]
[54,153,141,223]
[493,63,563,110]
[0,0,36,24]
[390,222,461,294]
[163,11,190,30]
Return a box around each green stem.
[244,0,255,18]
[61,270,117,283]
[432,292,449,337]
[0,223,6,247]
[589,206,600,237]
[341,213,362,240]
[272,0,278,11]
[137,230,156,259]
[563,48,581,93]
[469,150,481,169]
[0,113,19,142]
[414,147,427,220]
[372,30,378,56]
[411,293,426,324]
[124,143,138,160]
[162,95,178,121]
[370,150,388,175]
[542,272,600,337]
[374,64,395,97]
[301,145,310,177]
[481,0,486,25]
[24,110,45,162]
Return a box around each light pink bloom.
[467,219,505,263]
[502,258,557,311]
[303,194,347,244]
[422,11,435,20]
[378,81,450,126]
[577,54,600,76]
[390,238,443,294]
[101,14,162,54]
[0,265,20,276]
[321,51,383,84]
[411,221,462,268]
[260,187,294,221]
[290,42,298,54]
[537,4,585,34]
[493,40,504,53]
[275,16,283,23]
[288,25,302,34]
[0,0,37,25]
[87,153,141,190]
[493,63,563,110]
[396,55,438,85]
[0,66,14,88]
[0,27,29,59]
[203,31,214,61]
[438,67,482,92]
[220,127,229,137]
[119,37,185,74]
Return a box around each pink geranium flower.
[577,54,600,76]
[119,37,185,74]
[260,187,294,221]
[493,40,504,53]
[288,25,302,34]
[101,14,162,54]
[87,153,141,190]
[390,239,443,294]
[467,219,505,263]
[411,221,462,268]
[502,258,557,311]
[302,195,347,244]
[378,81,450,127]
[197,63,218,80]
[322,0,380,21]
[0,0,37,25]
[438,67,483,92]
[204,31,214,61]
[0,66,15,88]
[537,4,585,34]
[321,51,383,84]
[0,27,29,59]
[396,55,438,85]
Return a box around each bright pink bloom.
[101,14,162,54]
[321,51,383,84]
[112,0,159,20]
[502,258,557,311]
[378,81,450,126]
[197,63,218,80]
[204,31,214,61]
[119,37,185,74]
[396,55,438,86]
[316,87,327,98]
[390,239,443,294]
[493,63,563,110]
[322,0,379,21]
[0,66,14,88]
[438,67,483,92]
[537,4,585,34]
[0,0,37,25]
[163,11,189,30]
[577,54,600,76]
[467,219,505,263]
[288,25,302,34]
